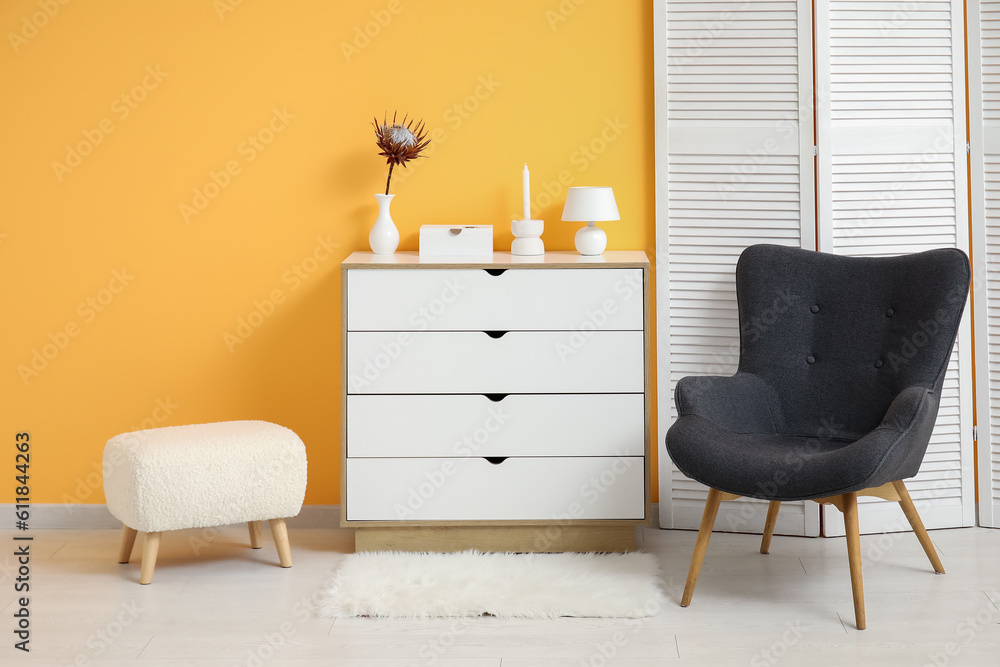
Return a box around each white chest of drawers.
[341,250,650,552]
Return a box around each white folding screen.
[654,0,818,534]
[655,0,977,535]
[971,1,1000,528]
[815,0,975,535]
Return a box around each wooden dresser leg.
[760,501,781,554]
[248,521,264,549]
[269,518,293,568]
[842,492,866,630]
[681,487,723,607]
[140,532,161,585]
[118,525,139,564]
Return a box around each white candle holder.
[511,218,544,256]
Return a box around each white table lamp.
[560,186,620,255]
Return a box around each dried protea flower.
[373,111,430,194]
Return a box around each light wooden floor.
[2,524,1000,666]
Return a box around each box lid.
[419,224,493,237]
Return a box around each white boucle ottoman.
[103,420,307,584]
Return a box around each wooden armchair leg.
[139,532,161,585]
[842,492,866,630]
[760,501,781,554]
[681,487,723,607]
[269,518,293,568]
[892,480,945,574]
[118,525,138,564]
[248,521,264,549]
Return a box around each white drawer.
[346,268,644,331]
[347,394,644,458]
[346,331,644,394]
[345,456,645,521]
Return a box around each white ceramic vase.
[369,193,399,255]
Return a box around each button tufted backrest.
[735,244,970,440]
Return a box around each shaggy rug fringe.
[320,550,664,619]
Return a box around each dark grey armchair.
[665,244,970,630]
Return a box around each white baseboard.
[3,504,654,532]
[1,504,342,530]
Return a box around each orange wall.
[2,0,657,505]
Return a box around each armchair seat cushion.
[668,415,906,501]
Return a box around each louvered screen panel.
[972,1,1000,527]
[990,154,1000,524]
[818,0,974,535]
[656,0,818,534]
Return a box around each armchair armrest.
[846,385,939,487]
[878,385,934,432]
[674,372,780,434]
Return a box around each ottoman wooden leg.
[269,518,292,568]
[118,525,139,564]
[140,532,161,585]
[248,521,263,549]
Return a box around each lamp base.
[575,223,607,255]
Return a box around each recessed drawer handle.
[484,393,508,402]
[485,457,508,465]
[485,269,507,277]
[484,330,508,339]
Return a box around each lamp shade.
[560,187,620,222]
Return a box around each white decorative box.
[419,225,493,257]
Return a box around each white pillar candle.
[522,163,530,221]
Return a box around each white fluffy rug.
[320,550,664,619]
